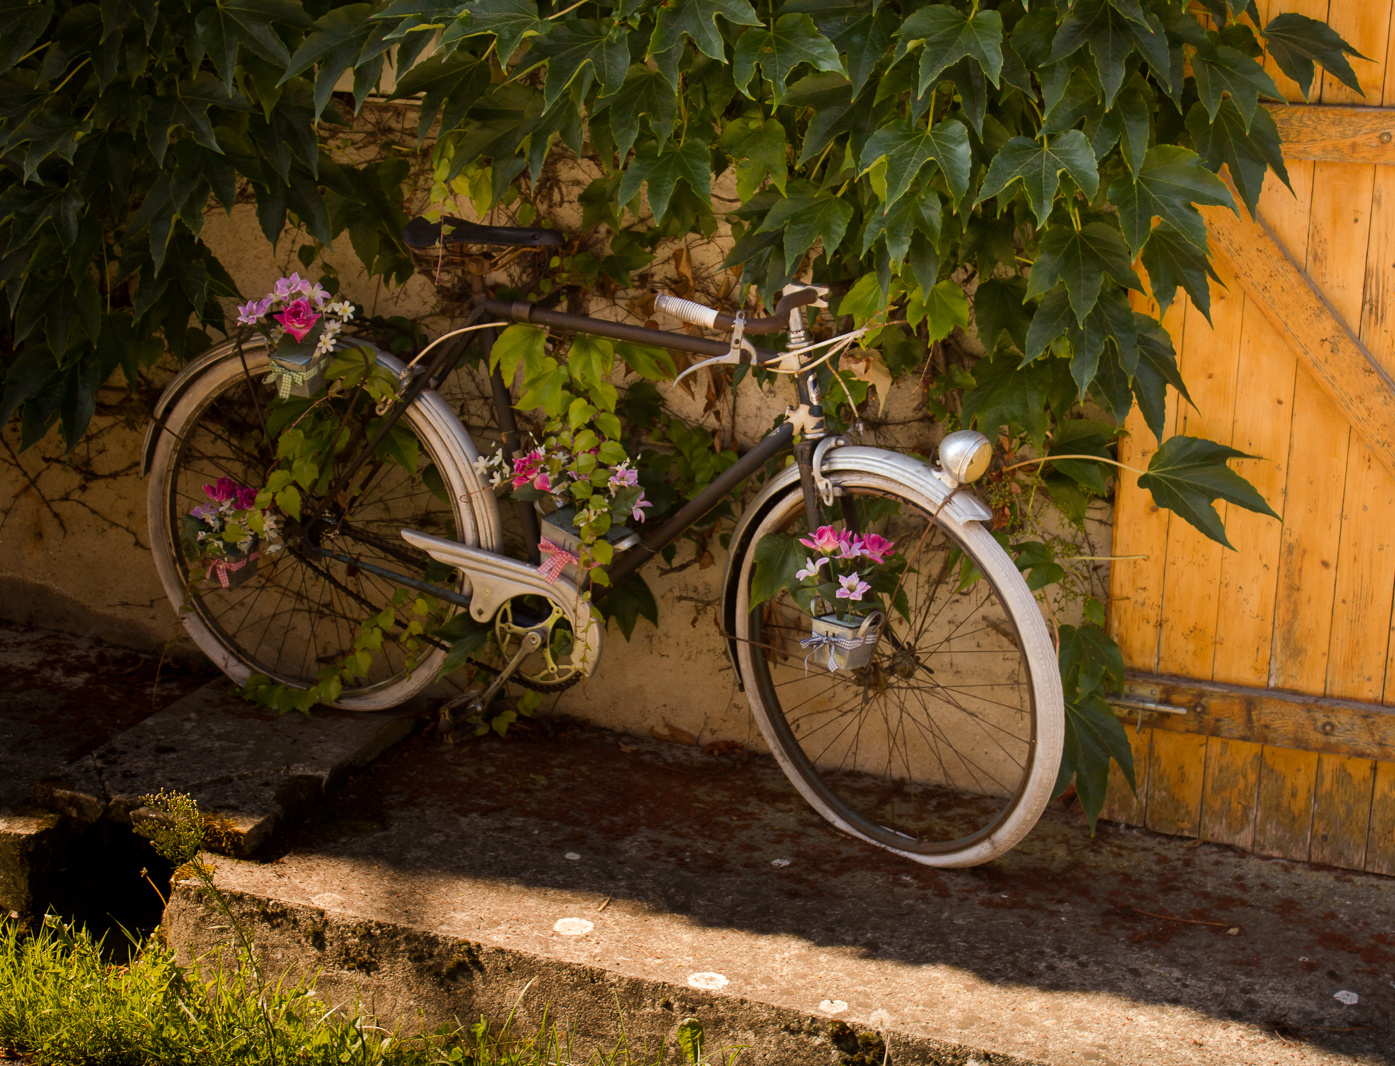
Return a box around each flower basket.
[207,539,260,588]
[537,506,640,585]
[267,347,329,398]
[802,610,884,673]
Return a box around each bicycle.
[143,215,1065,868]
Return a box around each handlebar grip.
[655,293,721,329]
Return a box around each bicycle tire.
[731,466,1064,867]
[147,338,490,710]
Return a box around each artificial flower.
[835,574,870,601]
[800,525,842,554]
[631,492,652,522]
[608,464,639,491]
[274,298,321,343]
[795,556,829,581]
[235,296,272,325]
[858,533,895,564]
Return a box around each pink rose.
[234,487,259,510]
[532,472,552,493]
[799,525,842,554]
[204,477,238,502]
[858,533,895,563]
[274,297,321,342]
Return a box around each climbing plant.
[0,0,1365,826]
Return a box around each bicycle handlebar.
[655,287,824,334]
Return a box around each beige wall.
[0,112,1108,744]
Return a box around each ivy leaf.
[1040,67,1102,136]
[0,0,53,72]
[195,0,305,93]
[754,183,853,266]
[858,117,971,208]
[1024,286,1072,362]
[433,616,493,680]
[647,0,762,66]
[459,0,543,64]
[617,137,712,221]
[601,572,659,639]
[1086,81,1149,179]
[719,113,788,200]
[858,191,939,265]
[145,74,249,166]
[973,276,1028,353]
[1262,11,1365,99]
[961,349,1052,446]
[1131,312,1192,442]
[1186,99,1288,220]
[391,53,488,144]
[1026,221,1141,325]
[1057,691,1134,831]
[1191,41,1282,129]
[894,4,1003,95]
[834,5,897,97]
[1107,143,1234,257]
[906,278,968,341]
[595,65,678,159]
[282,3,376,117]
[527,19,629,110]
[1069,286,1136,398]
[733,14,845,104]
[1139,221,1219,320]
[1137,435,1279,548]
[1048,0,1169,105]
[976,131,1099,226]
[489,322,545,382]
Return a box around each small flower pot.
[537,506,639,584]
[267,350,328,398]
[207,539,260,589]
[804,610,884,673]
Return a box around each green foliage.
[0,0,413,451]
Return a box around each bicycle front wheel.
[732,468,1063,866]
[147,339,487,710]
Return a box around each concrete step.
[0,620,420,922]
[164,725,1394,1066]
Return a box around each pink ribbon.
[207,551,259,588]
[537,538,579,584]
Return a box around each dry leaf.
[701,739,745,756]
[651,720,698,745]
[840,348,893,415]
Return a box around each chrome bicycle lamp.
[938,429,993,484]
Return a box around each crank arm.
[442,629,543,714]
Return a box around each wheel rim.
[742,479,1040,855]
[160,350,465,694]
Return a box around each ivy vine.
[1,0,1364,826]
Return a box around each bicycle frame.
[299,294,827,615]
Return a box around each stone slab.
[32,683,419,858]
[165,726,1394,1066]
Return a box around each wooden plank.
[1255,745,1319,860]
[1099,723,1152,827]
[1197,198,1395,481]
[1144,730,1207,838]
[1120,671,1395,762]
[1109,287,1185,673]
[1199,737,1262,848]
[1326,442,1395,701]
[1366,759,1395,875]
[1310,753,1376,869]
[1156,260,1244,680]
[1318,0,1391,109]
[1265,105,1395,164]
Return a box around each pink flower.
[835,531,863,560]
[234,486,259,510]
[304,281,329,306]
[835,574,870,601]
[274,298,321,343]
[511,449,544,488]
[799,525,842,554]
[273,273,307,300]
[794,556,828,582]
[858,533,895,563]
[608,465,639,491]
[631,491,652,522]
[532,472,552,493]
[236,296,272,325]
[204,477,239,502]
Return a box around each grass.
[0,791,742,1066]
[0,915,731,1066]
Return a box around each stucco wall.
[0,113,1111,745]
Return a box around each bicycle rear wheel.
[147,339,488,710]
[731,467,1063,866]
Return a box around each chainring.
[493,595,589,692]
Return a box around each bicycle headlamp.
[938,430,993,484]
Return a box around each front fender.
[718,446,994,681]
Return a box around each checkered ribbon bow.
[799,630,878,674]
[537,538,579,584]
[207,550,259,588]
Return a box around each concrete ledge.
[0,812,65,922]
[165,880,1043,1066]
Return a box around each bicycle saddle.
[401,215,564,250]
